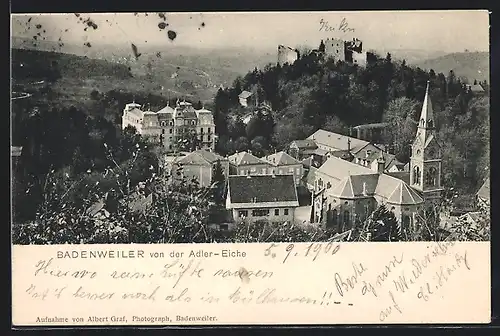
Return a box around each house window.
[208,135,211,141]
[279,169,283,174]
[252,209,269,217]
[162,129,165,134]
[169,128,173,134]
[240,169,245,175]
[208,128,212,133]
[238,210,248,218]
[289,167,294,173]
[169,121,173,126]
[296,168,301,175]
[201,128,204,133]
[169,145,172,150]
[284,209,289,216]
[262,168,267,174]
[274,209,280,216]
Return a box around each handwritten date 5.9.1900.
[264,242,341,264]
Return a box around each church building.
[312,81,443,233]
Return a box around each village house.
[312,81,443,233]
[476,177,490,209]
[260,151,304,185]
[174,150,229,188]
[291,129,404,173]
[466,83,486,96]
[238,90,254,107]
[228,151,270,176]
[226,175,299,224]
[122,100,216,152]
[288,139,318,160]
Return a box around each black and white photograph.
[11,10,490,245]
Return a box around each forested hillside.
[212,49,490,193]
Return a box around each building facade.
[122,100,216,152]
[174,150,229,188]
[226,175,299,224]
[228,151,270,176]
[260,151,304,185]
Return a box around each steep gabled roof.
[386,180,424,205]
[290,139,318,149]
[227,175,298,206]
[307,129,369,152]
[477,177,490,201]
[261,151,300,166]
[228,151,262,166]
[330,177,355,198]
[318,156,374,181]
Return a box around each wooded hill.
[213,49,490,194]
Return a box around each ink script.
[12,242,489,325]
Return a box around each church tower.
[410,81,443,207]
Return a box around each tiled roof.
[385,179,424,205]
[178,111,198,119]
[330,177,355,198]
[477,177,490,201]
[177,150,226,166]
[469,84,485,93]
[239,91,253,99]
[319,156,422,205]
[386,171,411,185]
[127,108,144,118]
[290,139,317,149]
[318,156,374,182]
[313,148,331,156]
[227,175,298,206]
[307,129,369,152]
[228,151,262,166]
[261,151,301,166]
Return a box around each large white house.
[122,100,216,152]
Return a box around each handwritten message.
[319,18,355,33]
[12,242,490,325]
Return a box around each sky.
[11,10,490,53]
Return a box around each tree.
[382,97,419,161]
[352,204,401,242]
[210,159,226,205]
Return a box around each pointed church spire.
[418,81,434,130]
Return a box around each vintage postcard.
[11,10,490,327]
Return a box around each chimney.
[376,151,385,174]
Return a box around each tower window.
[427,120,434,128]
[426,167,438,187]
[413,166,421,185]
[420,119,425,127]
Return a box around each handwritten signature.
[319,18,355,33]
